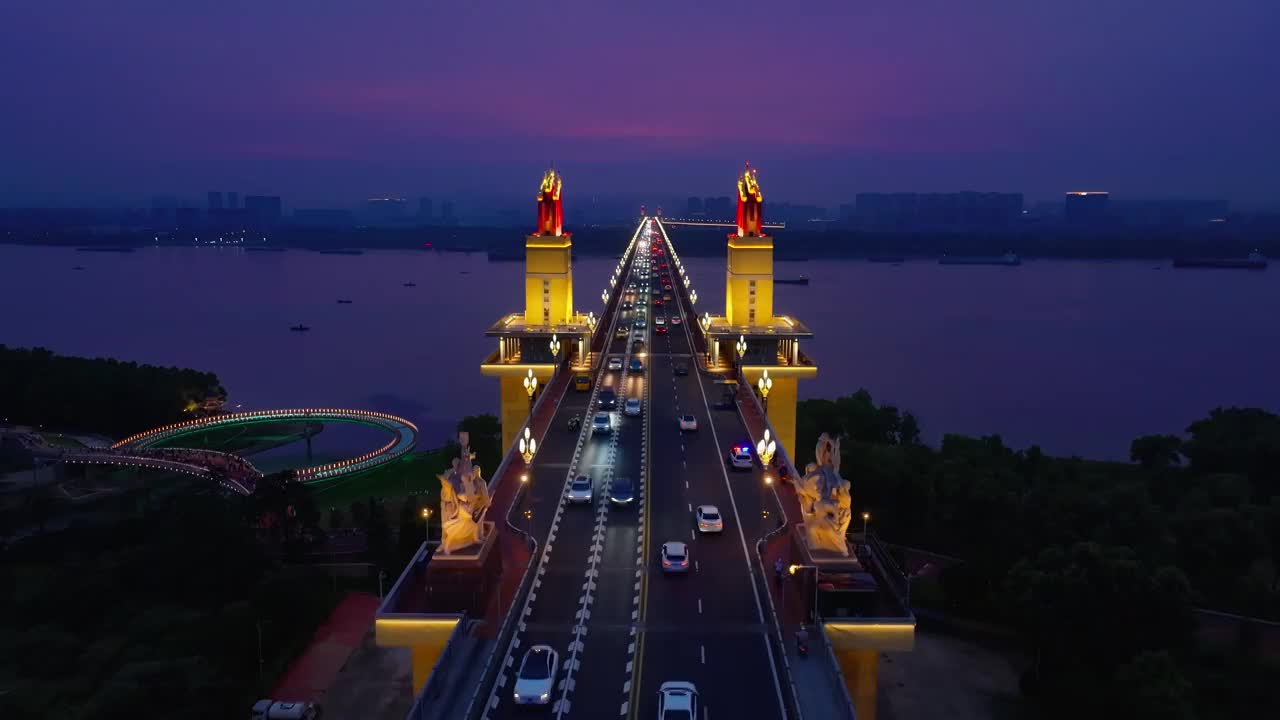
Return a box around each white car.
[670,316,682,326]
[658,681,699,720]
[567,475,593,504]
[727,445,753,470]
[696,505,723,533]
[592,412,611,435]
[513,644,558,705]
[654,316,665,326]
[660,541,690,573]
[607,356,623,371]
[624,398,642,416]
[678,415,697,432]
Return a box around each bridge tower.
[481,170,594,449]
[705,164,817,453]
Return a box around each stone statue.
[437,432,491,554]
[796,433,853,556]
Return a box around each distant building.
[440,201,457,226]
[1114,198,1227,228]
[243,195,283,227]
[364,197,407,224]
[292,208,355,228]
[854,192,1023,231]
[1065,191,1109,224]
[227,192,239,210]
[207,191,224,211]
[686,196,704,217]
[417,197,434,223]
[703,196,733,221]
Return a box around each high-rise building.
[417,197,434,222]
[854,192,1022,230]
[227,192,239,210]
[244,195,283,227]
[703,196,733,220]
[207,191,224,211]
[441,201,457,226]
[1065,191,1109,224]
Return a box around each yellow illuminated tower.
[704,164,817,454]
[481,170,593,449]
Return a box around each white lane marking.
[690,529,696,541]
[698,598,703,614]
[700,645,706,664]
[694,561,700,573]
[688,503,692,512]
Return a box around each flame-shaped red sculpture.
[536,170,563,236]
[736,163,764,237]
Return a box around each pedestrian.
[774,557,784,586]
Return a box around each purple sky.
[2,0,1278,208]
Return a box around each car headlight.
[540,692,550,701]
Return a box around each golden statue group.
[796,433,853,556]
[437,432,492,554]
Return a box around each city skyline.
[2,1,1278,209]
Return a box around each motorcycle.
[796,630,809,658]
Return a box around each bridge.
[99,408,419,487]
[656,216,786,229]
[375,168,913,720]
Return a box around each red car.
[653,299,663,306]
[656,325,668,335]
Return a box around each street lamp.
[549,334,561,371]
[523,369,538,416]
[757,429,776,468]
[519,427,537,465]
[601,289,609,305]
[862,511,871,538]
[690,289,698,305]
[758,369,772,412]
[736,335,748,375]
[422,506,434,542]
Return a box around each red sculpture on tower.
[536,169,564,236]
[736,163,764,237]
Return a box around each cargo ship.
[939,252,1020,266]
[1171,252,1267,270]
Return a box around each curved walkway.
[106,408,419,486]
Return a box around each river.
[2,243,1277,459]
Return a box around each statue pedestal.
[794,524,882,619]
[794,523,861,569]
[424,521,501,617]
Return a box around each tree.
[1183,407,1280,489]
[1130,434,1183,469]
[1113,651,1196,720]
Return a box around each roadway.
[484,224,651,720]
[631,225,789,719]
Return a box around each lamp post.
[736,334,748,377]
[601,289,609,306]
[523,369,538,417]
[757,369,772,413]
[421,506,433,543]
[520,427,537,541]
[861,511,871,540]
[690,289,698,306]
[789,564,820,624]
[549,334,561,373]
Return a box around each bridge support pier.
[375,616,462,695]
[739,369,806,457]
[825,621,915,720]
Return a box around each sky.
[1,0,1278,209]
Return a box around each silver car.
[658,681,699,719]
[567,475,593,504]
[592,412,611,435]
[512,644,558,705]
[660,541,690,573]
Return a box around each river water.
[2,243,1277,459]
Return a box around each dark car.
[598,389,617,409]
[608,476,635,507]
[673,363,689,376]
[628,358,644,374]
